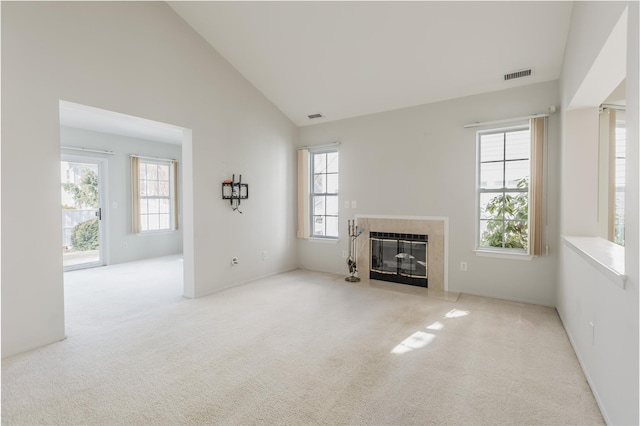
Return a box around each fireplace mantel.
[354,215,448,292]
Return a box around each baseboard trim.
[194,267,300,298]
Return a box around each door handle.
[95,208,102,220]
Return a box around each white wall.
[560,107,600,235]
[60,127,183,264]
[298,81,560,307]
[557,2,639,425]
[561,1,629,109]
[1,2,298,357]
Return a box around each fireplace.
[369,232,428,287]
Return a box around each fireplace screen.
[370,232,428,287]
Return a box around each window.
[478,127,530,252]
[599,107,626,246]
[131,157,178,234]
[476,118,544,256]
[310,150,339,238]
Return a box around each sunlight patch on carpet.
[444,309,469,319]
[426,321,444,330]
[391,331,436,354]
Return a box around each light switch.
[351,200,357,209]
[344,201,350,209]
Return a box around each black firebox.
[369,232,428,287]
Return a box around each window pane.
[140,199,148,214]
[313,196,325,215]
[148,214,160,231]
[326,196,339,216]
[326,174,338,194]
[159,181,170,197]
[505,130,530,160]
[140,180,147,196]
[326,216,339,237]
[313,216,325,236]
[147,164,158,180]
[505,160,529,188]
[141,215,149,231]
[158,165,169,180]
[314,153,326,174]
[503,220,528,249]
[480,219,504,247]
[148,199,159,214]
[480,162,503,189]
[314,174,325,193]
[480,193,502,220]
[147,181,159,196]
[159,199,170,214]
[615,158,625,188]
[480,133,504,162]
[159,214,170,230]
[326,152,339,173]
[139,164,147,180]
[503,192,528,220]
[615,191,625,245]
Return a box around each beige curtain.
[171,160,179,230]
[131,156,141,234]
[529,117,545,256]
[297,149,310,238]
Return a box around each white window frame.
[310,149,339,239]
[138,159,176,233]
[476,125,531,255]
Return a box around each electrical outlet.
[342,250,348,259]
[344,201,350,209]
[460,261,467,271]
[262,250,268,261]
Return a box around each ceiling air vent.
[504,68,532,81]
[307,113,324,120]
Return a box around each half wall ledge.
[562,235,626,289]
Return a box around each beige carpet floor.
[2,256,604,425]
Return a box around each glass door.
[61,157,105,270]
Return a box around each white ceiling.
[169,1,574,127]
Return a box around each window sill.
[473,249,533,261]
[307,237,340,244]
[136,230,177,236]
[562,236,626,289]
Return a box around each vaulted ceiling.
[169,1,574,126]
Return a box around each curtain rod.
[463,112,550,129]
[601,103,626,111]
[297,142,341,151]
[130,154,177,162]
[61,146,115,155]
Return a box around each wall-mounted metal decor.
[222,174,248,213]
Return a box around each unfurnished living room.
[1,2,638,425]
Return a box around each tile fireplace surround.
[355,216,447,292]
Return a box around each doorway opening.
[59,100,194,336]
